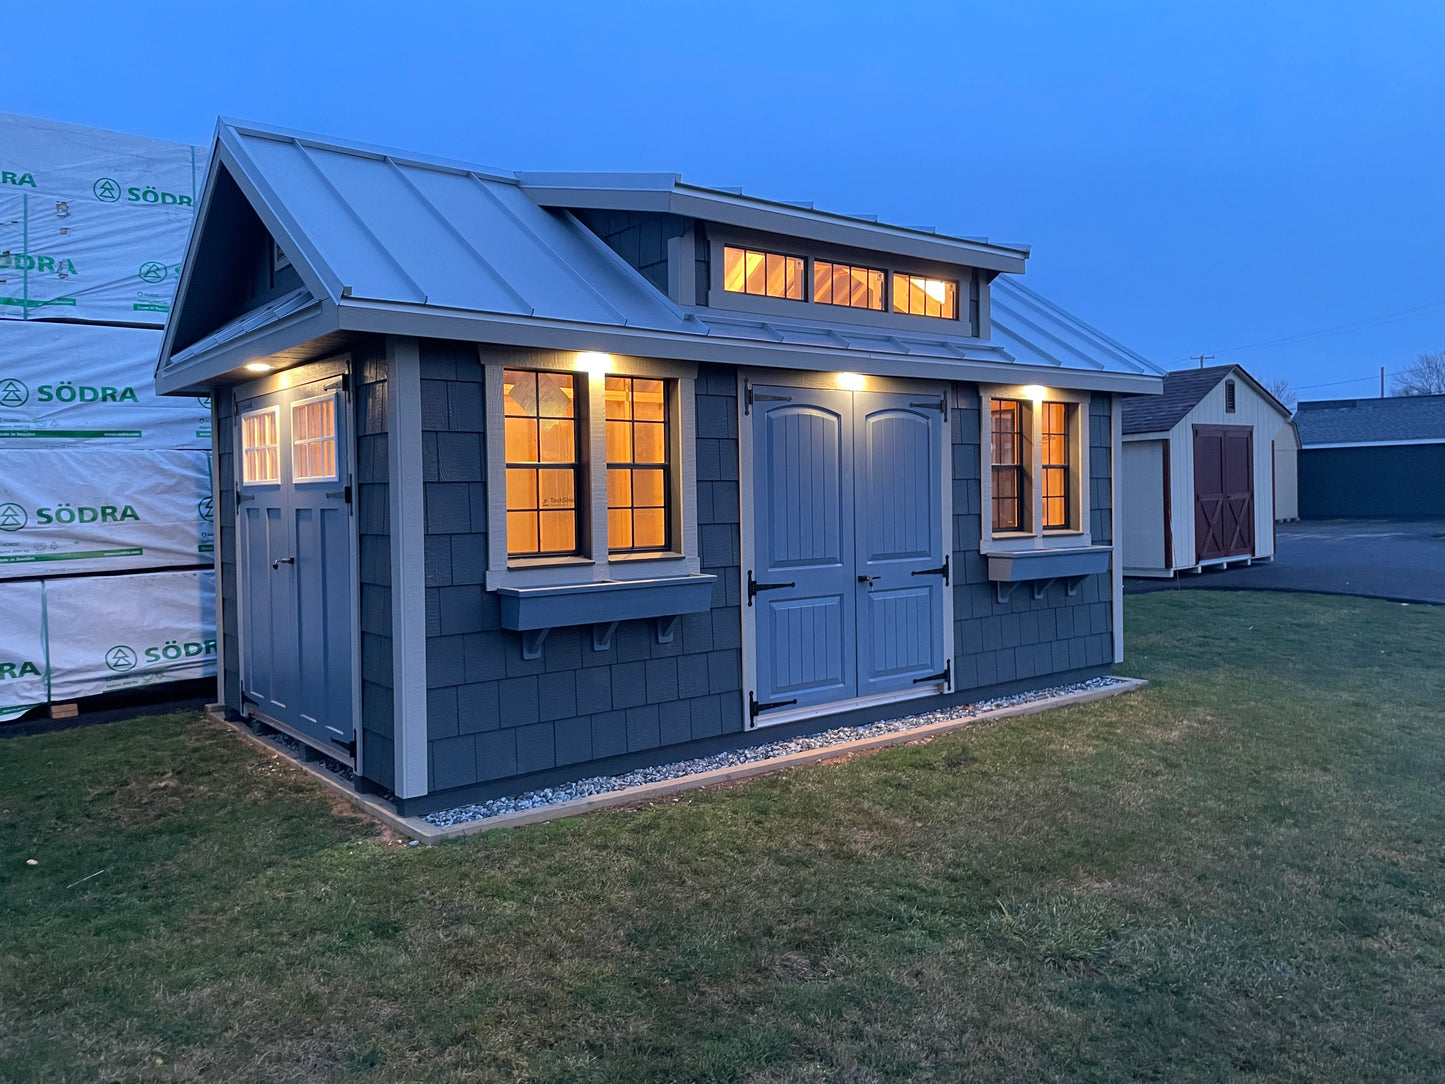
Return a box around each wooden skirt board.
[1193,424,1254,561]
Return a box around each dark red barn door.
[1194,425,1254,561]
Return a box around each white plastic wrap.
[0,447,214,578]
[0,321,210,446]
[45,568,216,700]
[0,579,47,721]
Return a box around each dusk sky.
[10,1,1442,398]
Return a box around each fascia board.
[221,116,515,181]
[154,301,338,395]
[336,299,1163,394]
[1301,438,1445,450]
[214,126,345,305]
[515,185,676,215]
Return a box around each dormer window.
[813,260,885,311]
[893,274,958,320]
[723,245,805,301]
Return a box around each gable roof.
[1294,394,1445,447]
[1121,364,1288,434]
[157,120,1164,397]
[517,172,1030,274]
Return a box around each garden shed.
[155,120,1163,815]
[1294,394,1445,518]
[1120,365,1291,577]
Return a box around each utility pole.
[1380,366,1385,398]
[1192,354,1215,370]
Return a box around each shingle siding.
[572,209,692,298]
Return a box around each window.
[606,376,670,552]
[503,369,580,557]
[291,395,338,482]
[723,245,804,300]
[893,274,958,319]
[991,400,1028,532]
[813,260,885,310]
[240,407,280,485]
[1040,402,1071,530]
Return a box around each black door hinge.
[747,569,796,606]
[743,380,792,416]
[910,554,950,585]
[236,491,256,506]
[912,659,951,688]
[325,484,352,504]
[909,396,948,420]
[330,735,357,761]
[749,690,798,724]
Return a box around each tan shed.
[1120,366,1293,577]
[1273,419,1300,522]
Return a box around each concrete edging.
[213,676,1149,844]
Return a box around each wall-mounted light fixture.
[1022,384,1047,402]
[244,362,273,373]
[576,351,612,375]
[837,371,865,391]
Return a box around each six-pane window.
[503,369,580,557]
[1041,401,1070,530]
[723,245,805,300]
[813,260,885,310]
[240,407,280,485]
[893,274,958,319]
[291,396,338,482]
[991,399,1027,532]
[605,376,670,552]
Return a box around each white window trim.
[239,405,281,487]
[980,384,1093,553]
[483,351,700,591]
[290,392,339,483]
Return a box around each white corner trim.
[388,336,429,799]
[1111,394,1124,664]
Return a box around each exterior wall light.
[244,362,274,373]
[837,371,865,391]
[576,351,612,374]
[1022,384,1047,402]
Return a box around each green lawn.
[3,593,1444,1083]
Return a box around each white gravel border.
[424,676,1133,829]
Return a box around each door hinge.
[323,374,350,393]
[324,483,352,504]
[329,735,357,761]
[749,690,798,724]
[912,659,951,689]
[236,491,256,506]
[743,379,792,416]
[910,554,950,585]
[909,396,948,420]
[747,569,796,606]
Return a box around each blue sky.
[10,1,1442,397]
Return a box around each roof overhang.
[518,174,1030,275]
[1300,438,1445,450]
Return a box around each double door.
[1193,424,1254,561]
[236,370,355,757]
[748,382,949,725]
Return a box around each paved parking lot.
[1125,520,1445,604]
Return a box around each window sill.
[506,555,594,571]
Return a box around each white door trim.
[387,336,430,799]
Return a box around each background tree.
[1264,377,1297,410]
[1393,350,1445,395]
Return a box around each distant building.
[1294,394,1445,518]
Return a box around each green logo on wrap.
[105,645,138,672]
[138,261,168,284]
[0,659,42,681]
[0,503,26,531]
[93,177,121,202]
[2,172,37,189]
[198,497,213,522]
[0,379,28,408]
[0,252,78,275]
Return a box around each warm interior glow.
[923,279,949,304]
[244,362,273,373]
[577,351,612,375]
[837,371,865,391]
[1022,384,1047,402]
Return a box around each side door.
[749,385,857,721]
[1222,428,1254,555]
[853,392,949,697]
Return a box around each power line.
[1170,299,1445,365]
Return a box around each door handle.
[857,574,880,586]
[272,556,295,569]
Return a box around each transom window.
[991,400,1027,532]
[723,245,805,300]
[1041,402,1071,530]
[893,274,958,320]
[605,376,670,552]
[291,395,338,482]
[240,406,280,485]
[813,260,885,310]
[503,369,580,557]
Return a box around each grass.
[2,592,1444,1083]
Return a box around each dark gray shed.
[155,120,1163,815]
[1295,395,1445,518]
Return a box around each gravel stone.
[423,676,1128,829]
